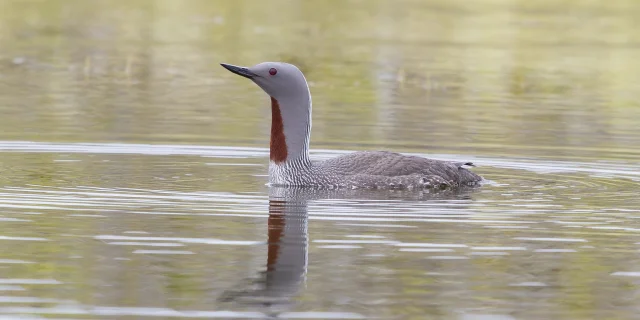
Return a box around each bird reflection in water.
[218,186,477,316]
[218,187,309,315]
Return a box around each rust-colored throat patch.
[270,97,288,163]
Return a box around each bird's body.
[269,151,480,190]
[221,62,483,190]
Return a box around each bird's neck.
[269,95,312,169]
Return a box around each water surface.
[1,0,640,319]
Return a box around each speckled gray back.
[318,151,482,186]
[269,150,481,190]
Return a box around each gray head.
[220,62,309,101]
[221,62,312,165]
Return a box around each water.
[1,0,640,319]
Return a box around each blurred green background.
[1,0,638,160]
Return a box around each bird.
[220,62,483,190]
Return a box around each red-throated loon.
[221,62,482,190]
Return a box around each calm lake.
[1,0,639,319]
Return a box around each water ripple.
[0,141,639,319]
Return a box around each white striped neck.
[268,156,313,186]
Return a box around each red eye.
[269,68,277,76]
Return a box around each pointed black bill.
[220,63,258,79]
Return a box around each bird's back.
[316,151,481,185]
